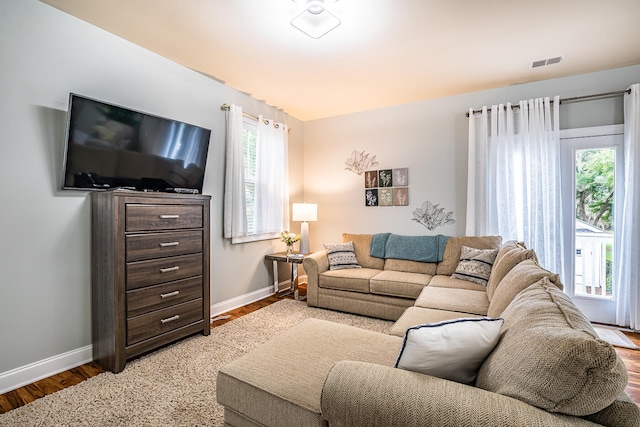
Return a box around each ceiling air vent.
[531,56,563,69]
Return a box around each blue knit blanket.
[370,233,450,263]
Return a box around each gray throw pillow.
[451,246,498,286]
[324,242,361,270]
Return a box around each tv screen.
[61,93,211,193]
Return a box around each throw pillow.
[435,235,502,276]
[324,242,361,270]
[394,317,504,384]
[450,246,498,286]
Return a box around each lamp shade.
[292,203,317,222]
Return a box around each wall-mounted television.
[61,93,211,193]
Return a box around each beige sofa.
[217,236,639,427]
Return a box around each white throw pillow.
[324,241,361,270]
[394,317,504,384]
[451,245,499,286]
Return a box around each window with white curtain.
[466,97,564,278]
[242,117,258,234]
[224,104,289,244]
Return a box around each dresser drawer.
[126,204,203,232]
[126,277,203,317]
[127,299,203,346]
[126,230,203,262]
[126,253,203,290]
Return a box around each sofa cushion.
[487,258,562,318]
[316,287,414,321]
[436,236,502,276]
[390,306,484,337]
[324,241,361,270]
[217,318,402,427]
[342,233,385,270]
[427,275,487,292]
[476,277,628,416]
[415,287,489,316]
[450,246,498,286]
[395,317,504,384]
[319,268,380,293]
[486,241,537,300]
[383,258,437,275]
[370,270,431,299]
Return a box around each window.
[243,118,258,234]
[223,104,289,244]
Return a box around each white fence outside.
[574,232,613,298]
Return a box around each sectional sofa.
[217,234,639,427]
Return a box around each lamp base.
[299,221,310,254]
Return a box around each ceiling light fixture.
[291,0,341,39]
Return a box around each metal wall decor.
[345,150,379,175]
[365,168,409,207]
[412,200,455,230]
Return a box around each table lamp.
[292,203,317,254]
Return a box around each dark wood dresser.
[91,190,211,373]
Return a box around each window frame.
[560,124,624,324]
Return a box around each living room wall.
[301,64,640,252]
[0,0,303,390]
[3,0,639,396]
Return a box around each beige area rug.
[0,300,391,426]
[593,325,640,350]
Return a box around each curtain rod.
[465,89,631,117]
[220,103,291,132]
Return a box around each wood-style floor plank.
[617,331,640,402]
[2,287,640,415]
[0,292,295,414]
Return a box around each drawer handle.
[160,266,180,273]
[160,214,180,219]
[160,315,180,324]
[160,290,180,298]
[159,241,180,247]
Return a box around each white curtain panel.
[223,104,247,239]
[253,116,290,238]
[467,96,564,277]
[616,83,640,329]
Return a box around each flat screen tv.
[61,93,211,193]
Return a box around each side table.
[264,252,306,300]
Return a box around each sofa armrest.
[302,250,329,306]
[321,361,598,427]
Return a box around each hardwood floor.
[613,331,640,403]
[0,292,288,414]
[2,289,640,414]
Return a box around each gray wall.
[0,0,303,378]
[302,65,640,252]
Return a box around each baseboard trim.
[1,285,303,395]
[210,284,284,317]
[0,345,93,395]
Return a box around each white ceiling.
[40,0,640,121]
